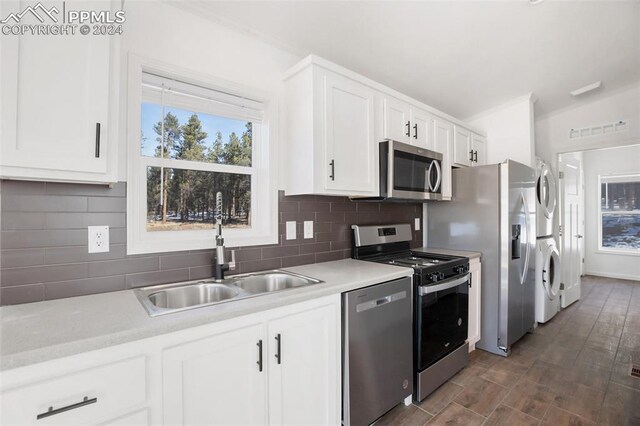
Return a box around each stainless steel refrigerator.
[427,160,536,356]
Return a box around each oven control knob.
[455,265,468,274]
[428,273,439,282]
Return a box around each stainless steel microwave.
[357,140,443,202]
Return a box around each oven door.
[387,140,443,200]
[416,273,469,371]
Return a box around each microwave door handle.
[433,161,442,192]
[419,274,470,296]
[426,161,442,193]
[427,162,435,192]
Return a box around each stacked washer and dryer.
[535,159,562,323]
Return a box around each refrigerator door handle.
[521,192,531,285]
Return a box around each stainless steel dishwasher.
[342,277,413,426]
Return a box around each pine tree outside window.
[127,61,277,254]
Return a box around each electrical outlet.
[304,221,313,239]
[286,221,297,240]
[88,226,110,253]
[415,218,421,231]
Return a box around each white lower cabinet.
[468,258,482,350]
[162,295,340,426]
[0,356,147,426]
[100,410,149,426]
[0,296,340,426]
[267,304,339,425]
[163,323,267,425]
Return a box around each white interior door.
[559,155,583,308]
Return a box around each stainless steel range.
[352,223,471,401]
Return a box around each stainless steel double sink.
[135,270,323,316]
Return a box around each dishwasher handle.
[356,290,407,313]
[419,274,470,296]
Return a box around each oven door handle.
[419,274,470,296]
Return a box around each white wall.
[535,83,640,166]
[116,1,300,182]
[467,94,536,167]
[582,145,640,280]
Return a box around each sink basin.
[230,271,322,294]
[147,283,241,310]
[135,270,323,316]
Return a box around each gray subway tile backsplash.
[0,180,422,306]
[1,248,45,268]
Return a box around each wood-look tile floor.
[375,275,640,426]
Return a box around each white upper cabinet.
[283,56,485,197]
[382,99,433,150]
[453,126,473,167]
[382,97,411,143]
[471,133,487,166]
[324,72,377,194]
[410,107,434,150]
[284,64,377,196]
[0,0,119,183]
[433,117,453,200]
[453,126,487,168]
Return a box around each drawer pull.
[37,396,97,420]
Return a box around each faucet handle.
[229,250,236,271]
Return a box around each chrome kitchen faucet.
[214,192,236,281]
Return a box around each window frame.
[597,172,640,256]
[126,55,278,255]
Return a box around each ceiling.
[175,1,640,120]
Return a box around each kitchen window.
[127,58,277,254]
[598,174,640,253]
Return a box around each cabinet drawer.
[1,356,146,426]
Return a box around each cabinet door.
[324,72,377,195]
[471,133,487,166]
[163,324,267,426]
[0,0,113,178]
[452,126,472,167]
[1,357,146,426]
[268,303,339,426]
[433,117,453,200]
[468,260,482,349]
[382,97,411,143]
[410,107,433,150]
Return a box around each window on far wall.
[127,65,277,255]
[599,174,640,252]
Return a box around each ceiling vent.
[631,365,640,379]
[568,120,628,140]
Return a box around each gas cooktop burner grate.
[388,257,444,268]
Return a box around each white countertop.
[413,247,482,260]
[0,259,413,371]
